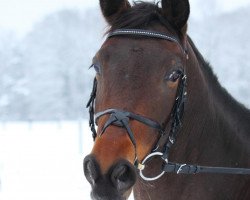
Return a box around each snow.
[1,0,250,37]
[0,121,134,200]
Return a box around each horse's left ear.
[161,0,190,32]
[99,0,131,24]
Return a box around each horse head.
[84,0,190,199]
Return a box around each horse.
[83,0,250,199]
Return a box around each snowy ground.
[0,121,134,200]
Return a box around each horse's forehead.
[99,37,180,63]
[97,39,180,82]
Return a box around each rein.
[86,28,250,181]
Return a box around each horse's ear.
[99,0,131,24]
[161,0,190,32]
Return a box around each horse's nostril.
[83,155,100,185]
[111,161,137,192]
[112,165,128,182]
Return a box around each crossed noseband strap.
[94,109,165,164]
[95,109,163,136]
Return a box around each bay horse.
[84,0,250,199]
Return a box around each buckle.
[139,152,168,181]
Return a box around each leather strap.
[163,162,250,175]
[95,109,163,131]
[95,109,165,164]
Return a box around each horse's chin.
[90,187,132,200]
[90,180,133,200]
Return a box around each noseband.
[86,29,250,181]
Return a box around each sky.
[0,0,250,37]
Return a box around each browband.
[107,29,187,55]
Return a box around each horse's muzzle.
[84,154,137,200]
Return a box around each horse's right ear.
[161,0,190,32]
[99,0,131,24]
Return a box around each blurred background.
[0,0,249,200]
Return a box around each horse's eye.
[169,72,180,82]
[90,63,101,74]
[167,70,182,82]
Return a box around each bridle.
[86,29,250,181]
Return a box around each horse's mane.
[109,2,177,35]
[187,36,220,85]
[188,36,250,122]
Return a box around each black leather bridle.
[86,29,250,181]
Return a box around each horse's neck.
[212,83,250,144]
[179,52,250,166]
